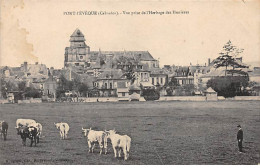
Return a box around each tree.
[78,83,89,97]
[142,87,160,101]
[207,76,249,98]
[213,40,248,76]
[24,87,42,98]
[166,77,179,96]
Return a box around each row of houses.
[1,29,260,101]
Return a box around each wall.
[158,96,206,101]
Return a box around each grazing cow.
[82,128,108,155]
[106,130,131,160]
[54,122,69,139]
[28,122,42,143]
[16,119,36,128]
[0,121,8,140]
[17,126,38,147]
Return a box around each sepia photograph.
[0,0,259,165]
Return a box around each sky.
[1,0,260,69]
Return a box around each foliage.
[24,87,42,98]
[56,74,90,98]
[78,83,89,97]
[18,81,26,92]
[207,76,249,98]
[0,78,17,98]
[142,88,160,101]
[213,40,248,76]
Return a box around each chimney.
[24,61,28,71]
[208,58,211,66]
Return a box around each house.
[150,68,168,86]
[43,76,57,98]
[129,84,141,101]
[205,87,217,101]
[169,66,194,86]
[95,69,130,97]
[117,81,129,101]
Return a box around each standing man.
[237,125,243,153]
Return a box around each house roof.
[90,51,156,61]
[248,67,260,77]
[70,28,86,42]
[97,69,125,80]
[205,87,216,93]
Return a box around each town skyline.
[1,0,260,69]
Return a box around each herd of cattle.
[0,119,132,161]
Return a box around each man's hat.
[237,125,241,128]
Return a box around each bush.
[207,76,249,98]
[142,88,160,101]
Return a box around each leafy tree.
[142,87,160,101]
[78,83,89,97]
[18,81,26,92]
[24,87,42,98]
[214,40,248,76]
[207,76,249,98]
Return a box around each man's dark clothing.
[237,129,243,152]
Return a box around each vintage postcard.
[0,0,259,165]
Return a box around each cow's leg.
[88,140,91,153]
[99,142,103,155]
[22,136,26,146]
[104,143,107,155]
[118,148,122,157]
[3,131,7,141]
[36,135,40,143]
[92,143,95,153]
[65,131,68,139]
[123,147,127,160]
[59,131,63,139]
[30,137,33,147]
[113,146,117,158]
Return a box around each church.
[64,28,160,73]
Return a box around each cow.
[82,127,108,155]
[16,119,36,128]
[17,126,38,147]
[28,122,42,143]
[54,122,69,139]
[106,129,131,160]
[0,121,8,141]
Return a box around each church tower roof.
[70,28,85,42]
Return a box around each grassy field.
[0,101,259,165]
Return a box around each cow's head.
[54,123,61,129]
[16,126,29,135]
[106,129,116,138]
[28,126,37,138]
[81,127,91,137]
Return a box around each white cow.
[54,122,69,139]
[28,122,43,138]
[16,119,36,128]
[82,127,108,155]
[106,130,131,160]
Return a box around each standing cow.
[0,121,8,141]
[28,122,42,143]
[82,127,108,155]
[17,126,38,147]
[54,122,69,139]
[16,119,36,128]
[106,130,131,160]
